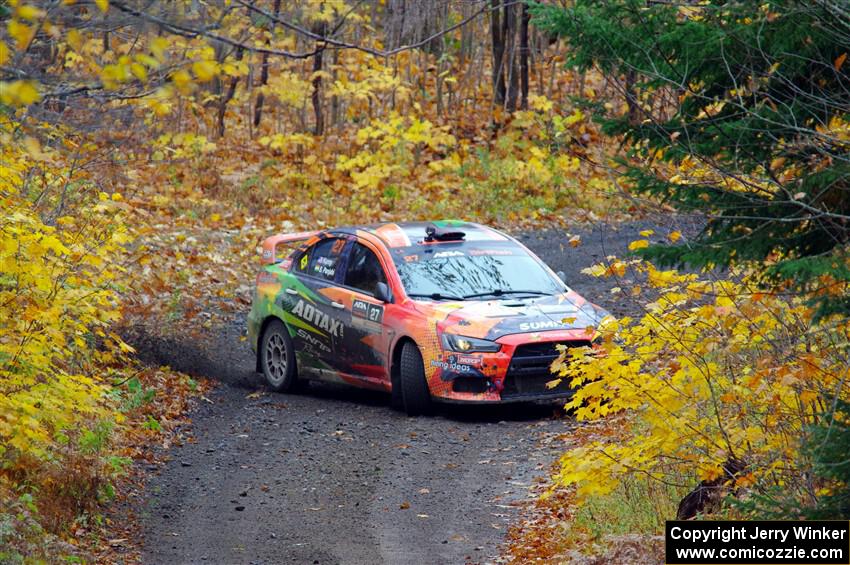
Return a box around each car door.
[337,241,392,387]
[286,236,350,377]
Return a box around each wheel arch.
[390,335,419,388]
[255,315,290,373]
[389,335,417,393]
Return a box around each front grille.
[501,340,591,399]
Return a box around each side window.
[296,238,346,281]
[345,243,387,295]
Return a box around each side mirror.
[375,282,393,303]
[556,270,566,282]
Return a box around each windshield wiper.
[407,292,465,301]
[462,289,553,299]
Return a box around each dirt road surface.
[134,219,698,564]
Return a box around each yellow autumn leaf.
[564,108,584,126]
[192,60,218,82]
[0,80,40,106]
[8,20,35,49]
[530,94,553,112]
[581,264,607,277]
[95,0,109,13]
[569,235,581,247]
[150,37,169,61]
[171,69,192,92]
[135,53,159,69]
[66,29,83,52]
[16,5,45,21]
[668,231,682,242]
[130,62,148,81]
[22,136,46,160]
[628,239,649,251]
[0,42,8,65]
[639,229,654,237]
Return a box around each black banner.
[666,520,850,564]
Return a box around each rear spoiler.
[261,231,319,265]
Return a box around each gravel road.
[134,219,700,565]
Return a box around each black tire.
[399,341,432,416]
[260,319,299,392]
[390,369,404,411]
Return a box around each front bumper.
[426,329,594,403]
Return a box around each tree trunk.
[459,0,474,64]
[253,0,282,128]
[330,49,340,130]
[312,21,326,136]
[217,48,244,138]
[519,2,530,110]
[504,2,519,112]
[625,68,639,125]
[490,0,506,106]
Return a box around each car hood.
[426,291,610,341]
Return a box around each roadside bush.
[551,254,850,520]
[0,118,132,538]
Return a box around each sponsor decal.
[352,298,383,324]
[433,250,464,258]
[352,299,368,318]
[292,299,343,337]
[430,359,474,373]
[469,248,513,256]
[455,354,483,366]
[262,249,273,260]
[402,254,419,263]
[313,255,337,278]
[296,328,332,354]
[331,238,346,254]
[519,320,575,331]
[300,254,309,270]
[256,271,277,284]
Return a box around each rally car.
[247,221,610,415]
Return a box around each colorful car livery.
[247,221,610,415]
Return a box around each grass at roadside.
[502,419,672,564]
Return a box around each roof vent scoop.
[425,224,466,242]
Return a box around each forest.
[1,0,849,562]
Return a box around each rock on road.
[136,220,697,565]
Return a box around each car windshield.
[393,245,564,299]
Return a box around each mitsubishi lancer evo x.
[248,221,609,415]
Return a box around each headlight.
[441,333,501,353]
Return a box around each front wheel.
[399,341,433,416]
[260,320,299,392]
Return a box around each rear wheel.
[399,341,432,416]
[260,320,299,392]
